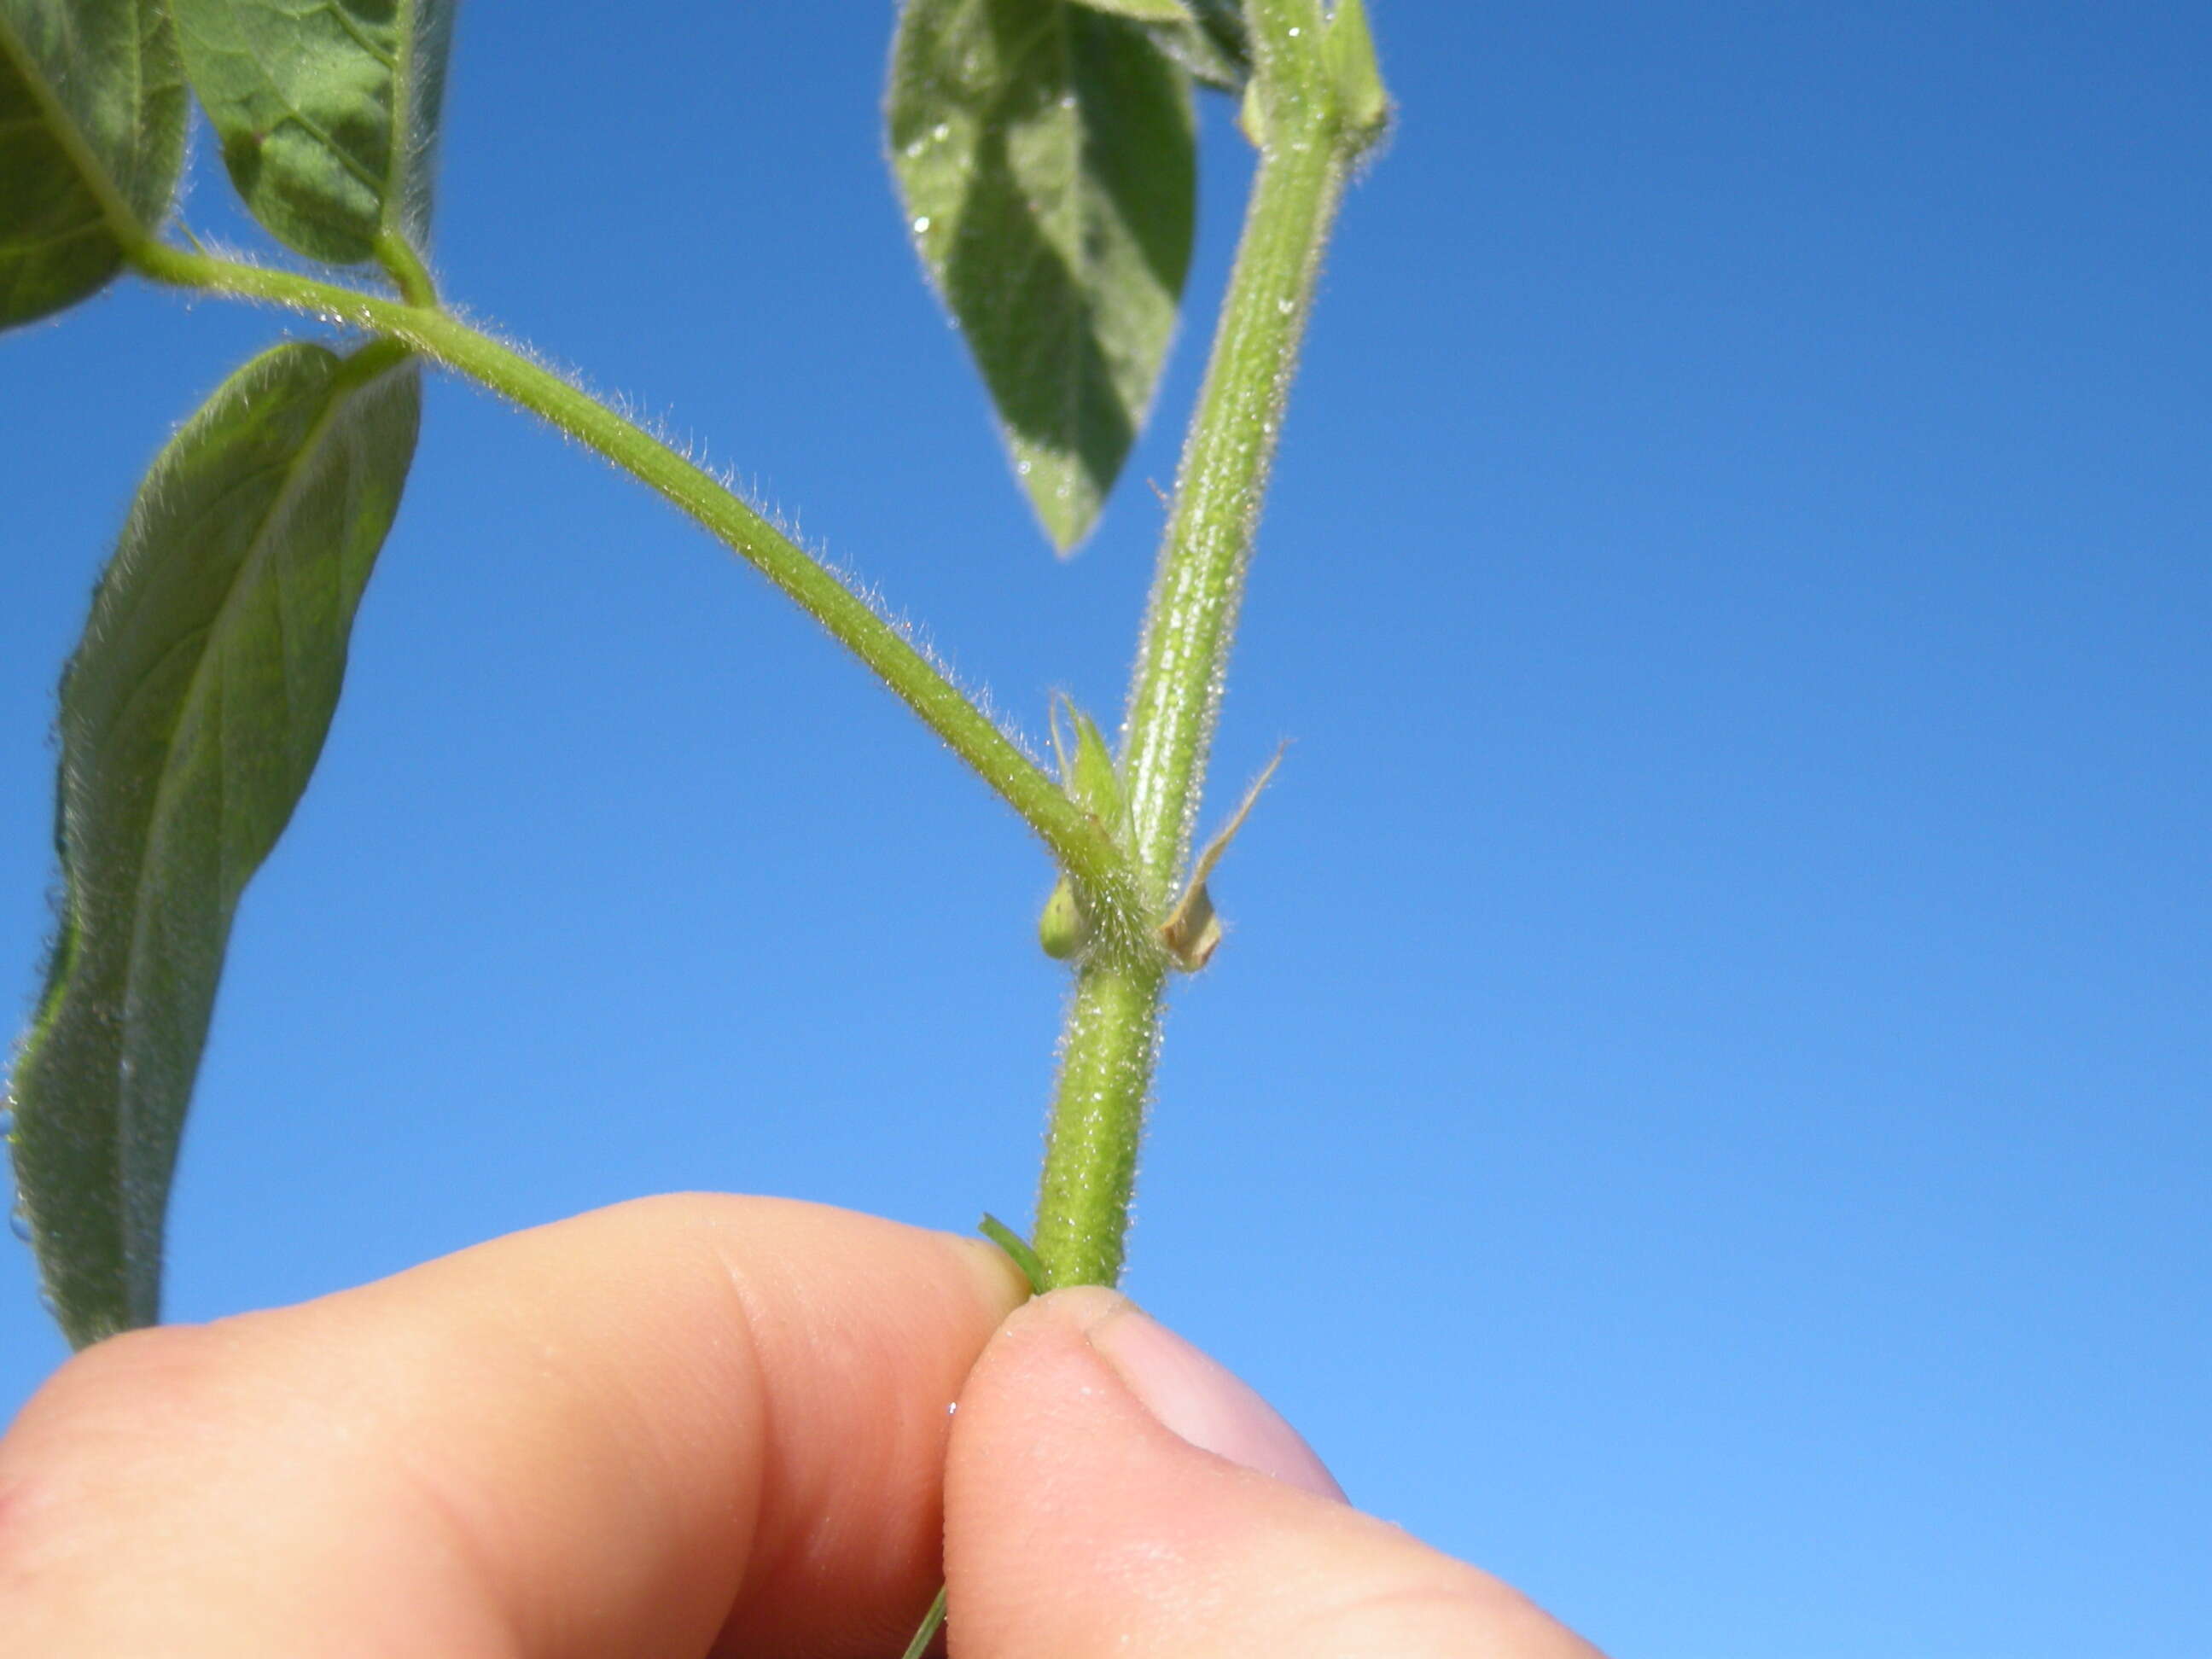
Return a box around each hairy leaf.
[9,341,420,1348]
[0,0,185,328]
[171,0,456,266]
[889,0,1196,553]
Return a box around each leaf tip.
[1016,451,1105,556]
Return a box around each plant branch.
[125,240,1134,911]
[372,231,439,308]
[1028,15,1370,1289]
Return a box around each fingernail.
[1089,1305,1345,1501]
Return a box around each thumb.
[943,1289,1604,1658]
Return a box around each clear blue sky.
[4,4,2208,1654]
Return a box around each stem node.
[1030,11,1369,1287]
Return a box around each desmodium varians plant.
[1,0,1387,1427]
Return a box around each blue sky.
[3,3,2209,1653]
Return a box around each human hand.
[0,1196,1602,1656]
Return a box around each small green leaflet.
[0,0,186,328]
[978,1212,1048,1294]
[8,341,421,1349]
[1038,696,1127,959]
[1048,693,1127,833]
[889,0,1196,554]
[170,0,457,266]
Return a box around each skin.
[0,1195,1604,1657]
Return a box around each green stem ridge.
[125,240,1132,911]
[1029,10,1367,1289]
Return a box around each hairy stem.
[125,241,1133,911]
[372,231,439,308]
[1032,956,1167,1288]
[1030,14,1364,1289]
[1120,128,1344,894]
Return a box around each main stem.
[1031,61,1355,1289]
[126,241,1133,915]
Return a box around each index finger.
[0,1195,1027,1659]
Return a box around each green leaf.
[1071,0,1192,21]
[1142,15,1248,92]
[8,339,421,1348]
[1038,696,1126,959]
[1129,0,1249,91]
[1187,0,1251,56]
[170,0,457,267]
[978,1212,1048,1295]
[0,0,186,328]
[898,1585,949,1659]
[889,0,1196,553]
[1048,693,1126,830]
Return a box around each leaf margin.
[0,0,187,328]
[8,336,422,1348]
[168,0,457,268]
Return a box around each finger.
[0,1195,1026,1659]
[944,1289,1605,1658]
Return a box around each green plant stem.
[372,230,439,308]
[1120,119,1344,894]
[1246,0,1331,114]
[125,240,1132,911]
[1032,955,1167,1287]
[1029,17,1359,1290]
